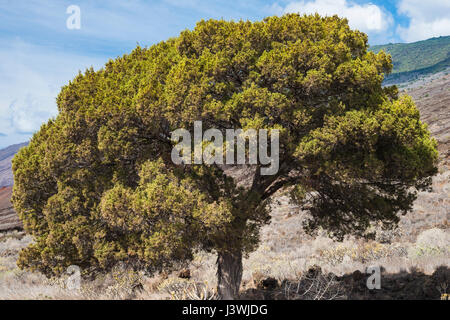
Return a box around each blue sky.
[0,0,449,148]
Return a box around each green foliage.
[370,36,450,83]
[12,14,438,277]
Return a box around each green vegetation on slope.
[370,36,450,83]
[370,36,450,74]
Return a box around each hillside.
[370,36,450,84]
[0,142,28,187]
[0,186,21,231]
[404,72,450,164]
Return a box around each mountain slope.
[0,186,21,231]
[0,142,28,187]
[404,72,450,164]
[370,36,450,84]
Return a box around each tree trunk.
[216,249,243,300]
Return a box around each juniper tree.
[12,14,437,299]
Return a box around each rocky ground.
[240,265,449,300]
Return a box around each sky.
[0,0,449,148]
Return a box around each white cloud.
[281,0,392,33]
[0,39,104,146]
[397,0,450,42]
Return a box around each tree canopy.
[12,14,438,299]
